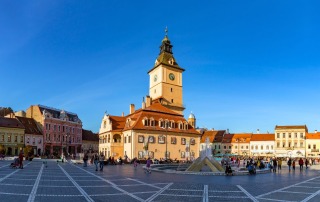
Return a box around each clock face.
[154,75,158,82]
[169,73,175,81]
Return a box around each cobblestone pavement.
[1,160,320,202]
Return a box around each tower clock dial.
[169,73,175,81]
[154,74,158,82]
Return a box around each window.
[58,126,60,132]
[224,146,226,149]
[171,99,173,103]
[229,146,231,149]
[1,135,4,142]
[282,133,285,138]
[14,136,17,142]
[215,145,217,149]
[277,142,280,147]
[308,144,311,149]
[300,142,303,148]
[282,142,285,147]
[271,145,273,149]
[288,133,291,138]
[294,142,297,147]
[171,88,173,92]
[63,126,65,132]
[124,137,127,143]
[54,125,56,131]
[251,146,253,150]
[49,124,51,130]
[295,133,297,138]
[277,133,280,138]
[266,145,269,150]
[313,145,316,149]
[235,146,238,149]
[128,136,131,143]
[8,135,11,142]
[218,145,220,149]
[288,142,291,147]
[255,145,258,150]
[241,146,243,149]
[20,136,23,143]
[300,133,303,138]
[261,145,263,150]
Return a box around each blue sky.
[1,1,320,133]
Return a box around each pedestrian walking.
[272,158,277,173]
[292,160,296,170]
[287,158,292,171]
[145,157,151,173]
[277,158,282,171]
[19,150,24,169]
[99,153,105,171]
[133,157,138,168]
[83,152,88,167]
[299,158,304,171]
[305,158,309,169]
[93,153,99,171]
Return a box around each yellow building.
[275,125,307,157]
[0,117,25,155]
[99,31,201,160]
[306,132,320,158]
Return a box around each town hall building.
[99,30,201,160]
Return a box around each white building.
[250,133,275,157]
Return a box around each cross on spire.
[165,26,168,36]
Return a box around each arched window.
[178,121,183,130]
[150,118,155,126]
[107,134,110,143]
[159,119,164,128]
[103,121,106,129]
[113,134,121,143]
[170,120,175,128]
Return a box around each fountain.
[186,137,224,172]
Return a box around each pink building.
[26,105,82,157]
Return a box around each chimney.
[142,97,146,109]
[257,129,260,134]
[122,112,124,117]
[146,96,151,107]
[129,104,135,114]
[226,129,229,134]
[315,130,318,133]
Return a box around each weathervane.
[165,26,168,36]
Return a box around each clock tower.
[148,29,185,115]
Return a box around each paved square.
[1,160,320,201]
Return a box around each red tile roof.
[221,134,234,143]
[250,134,275,141]
[112,102,200,135]
[0,117,25,129]
[15,116,42,135]
[306,133,320,140]
[231,133,252,143]
[200,130,226,143]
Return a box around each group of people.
[83,152,105,171]
[266,157,313,172]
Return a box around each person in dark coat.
[19,150,24,169]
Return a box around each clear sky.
[1,1,320,133]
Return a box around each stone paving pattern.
[1,160,320,201]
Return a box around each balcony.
[311,149,319,152]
